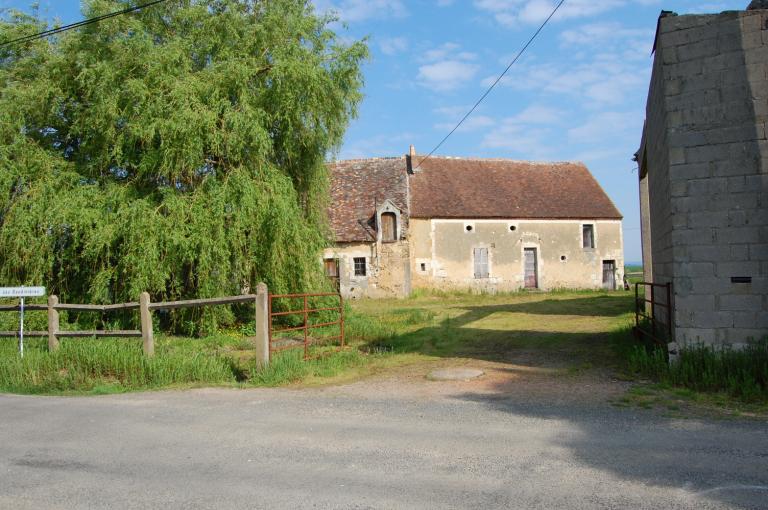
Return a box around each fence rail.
[0,285,273,364]
[634,281,673,347]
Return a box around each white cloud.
[478,104,565,158]
[313,0,407,23]
[481,49,649,106]
[418,60,480,91]
[379,36,408,55]
[434,115,495,132]
[474,0,654,27]
[417,43,479,92]
[567,111,640,143]
[560,22,651,46]
[340,132,416,159]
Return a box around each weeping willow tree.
[0,0,367,332]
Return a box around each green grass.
[1,288,638,394]
[626,340,768,403]
[352,288,635,367]
[0,336,237,395]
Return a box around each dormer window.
[381,212,397,242]
[376,199,401,244]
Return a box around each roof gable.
[328,158,409,243]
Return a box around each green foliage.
[0,1,367,333]
[249,348,366,386]
[0,337,237,393]
[626,340,768,402]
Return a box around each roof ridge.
[414,156,585,165]
[329,156,405,164]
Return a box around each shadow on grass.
[360,292,635,369]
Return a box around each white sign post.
[0,286,46,357]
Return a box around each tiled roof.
[328,157,409,243]
[409,157,622,220]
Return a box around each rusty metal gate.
[634,281,673,347]
[268,292,345,359]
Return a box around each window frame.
[353,257,367,277]
[582,224,595,249]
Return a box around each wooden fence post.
[140,292,154,357]
[47,295,60,352]
[255,282,269,367]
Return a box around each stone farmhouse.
[324,147,624,298]
[636,4,768,348]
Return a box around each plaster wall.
[410,218,624,292]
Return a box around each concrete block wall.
[646,9,768,345]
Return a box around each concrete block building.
[636,5,768,347]
[325,147,624,298]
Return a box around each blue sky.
[1,0,749,261]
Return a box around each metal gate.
[524,248,538,289]
[268,292,345,359]
[602,260,616,290]
[634,282,672,346]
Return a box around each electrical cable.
[0,0,170,48]
[413,0,567,170]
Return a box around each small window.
[465,225,473,232]
[509,225,517,232]
[381,212,396,242]
[582,224,595,249]
[420,263,426,272]
[473,248,489,279]
[560,255,567,261]
[324,258,339,278]
[353,257,366,276]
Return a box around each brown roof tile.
[328,158,409,243]
[409,157,622,220]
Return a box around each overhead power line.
[0,0,170,48]
[414,0,566,171]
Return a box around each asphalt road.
[1,385,767,509]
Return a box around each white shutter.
[474,248,489,279]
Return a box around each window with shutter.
[473,248,489,279]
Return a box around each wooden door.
[381,212,396,242]
[524,248,538,289]
[602,260,616,290]
[324,259,340,290]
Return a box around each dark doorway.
[524,248,538,289]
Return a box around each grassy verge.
[1,289,638,395]
[610,321,768,416]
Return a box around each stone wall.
[643,10,768,345]
[323,240,411,299]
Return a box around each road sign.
[0,286,45,357]
[0,287,46,298]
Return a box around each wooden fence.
[0,283,270,365]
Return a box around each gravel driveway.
[1,368,767,509]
